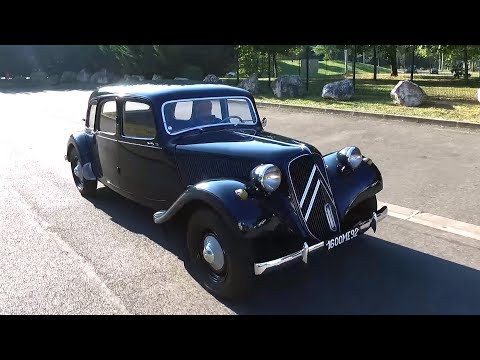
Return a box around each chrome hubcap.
[202,235,224,271]
[73,160,83,180]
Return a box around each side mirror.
[261,117,267,127]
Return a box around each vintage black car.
[65,83,387,299]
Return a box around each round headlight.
[337,146,363,170]
[251,164,282,193]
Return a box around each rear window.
[99,100,117,134]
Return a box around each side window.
[87,104,96,129]
[123,101,156,139]
[99,100,117,134]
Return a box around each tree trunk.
[387,46,398,76]
[344,48,348,75]
[236,47,240,85]
[410,45,415,82]
[464,46,468,81]
[268,51,271,87]
[352,45,356,89]
[273,53,277,77]
[373,45,377,81]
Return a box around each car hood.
[173,128,316,186]
[174,128,311,164]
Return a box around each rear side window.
[123,101,156,139]
[87,104,96,129]
[99,100,117,134]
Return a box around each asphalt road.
[1,88,479,314]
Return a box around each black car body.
[66,83,387,299]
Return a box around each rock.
[322,79,354,100]
[30,71,48,84]
[390,80,426,107]
[60,71,77,83]
[203,74,223,84]
[123,74,145,82]
[76,69,91,82]
[152,74,162,81]
[271,75,305,98]
[48,74,60,85]
[239,74,260,94]
[90,68,108,84]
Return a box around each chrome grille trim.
[288,154,341,241]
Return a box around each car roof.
[90,83,253,103]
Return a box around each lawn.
[224,60,480,123]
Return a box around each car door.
[92,98,120,189]
[118,98,181,209]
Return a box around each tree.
[377,45,398,76]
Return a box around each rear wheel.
[69,147,97,197]
[186,208,253,300]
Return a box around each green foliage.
[181,65,204,80]
[0,45,235,78]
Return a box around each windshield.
[161,96,258,135]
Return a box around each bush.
[181,65,203,80]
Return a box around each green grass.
[223,75,480,123]
[278,59,391,78]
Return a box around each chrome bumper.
[253,206,388,275]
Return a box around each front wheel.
[69,147,97,197]
[186,208,253,300]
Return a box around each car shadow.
[86,186,188,261]
[87,187,480,315]
[229,236,480,314]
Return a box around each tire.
[69,147,97,197]
[186,207,253,300]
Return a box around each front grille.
[176,154,258,186]
[288,154,339,241]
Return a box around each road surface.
[0,88,479,314]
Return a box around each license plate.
[326,228,360,250]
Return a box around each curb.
[256,101,480,130]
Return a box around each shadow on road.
[88,187,480,315]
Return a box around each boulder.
[322,79,354,100]
[390,80,426,107]
[238,74,260,94]
[123,74,145,82]
[48,74,60,85]
[76,69,91,82]
[271,75,305,98]
[203,74,223,84]
[60,71,77,83]
[30,71,48,84]
[152,74,162,81]
[90,68,108,84]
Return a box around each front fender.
[66,131,97,180]
[323,152,383,222]
[153,179,281,238]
